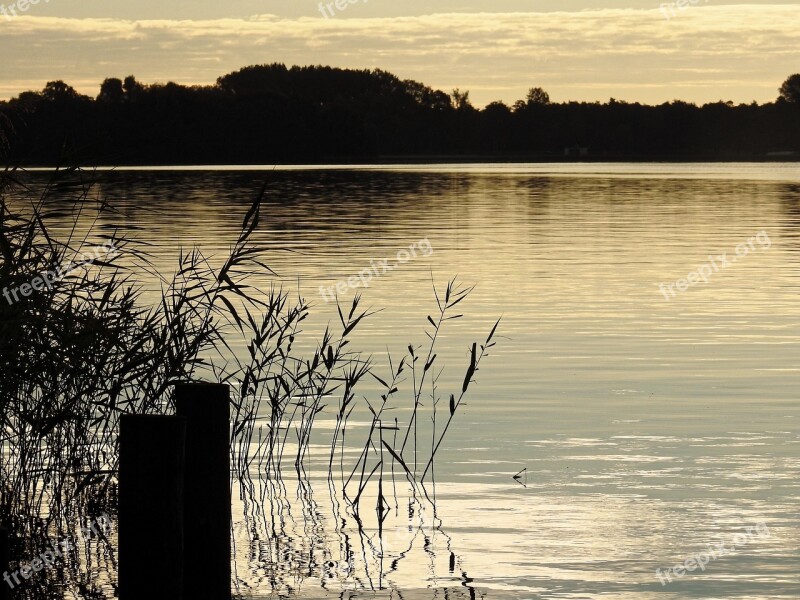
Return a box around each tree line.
[1,65,798,165]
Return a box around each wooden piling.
[119,415,186,600]
[175,383,231,600]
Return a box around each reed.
[0,165,499,597]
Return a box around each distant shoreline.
[2,66,799,168]
[13,155,800,169]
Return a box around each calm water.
[31,164,800,598]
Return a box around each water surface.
[32,163,800,598]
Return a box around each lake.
[29,163,800,599]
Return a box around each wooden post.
[119,415,186,600]
[175,383,231,600]
[0,527,9,600]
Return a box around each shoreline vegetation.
[0,65,798,167]
[0,167,499,597]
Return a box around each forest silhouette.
[1,65,799,165]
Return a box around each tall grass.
[0,166,499,598]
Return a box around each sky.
[0,1,798,106]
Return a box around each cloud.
[1,5,798,105]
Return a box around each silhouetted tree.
[123,76,144,102]
[42,81,82,103]
[403,79,451,111]
[481,101,513,154]
[484,101,511,115]
[98,78,125,104]
[779,74,800,103]
[7,91,42,113]
[451,88,473,111]
[526,87,550,105]
[216,63,290,96]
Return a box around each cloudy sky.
[1,0,798,106]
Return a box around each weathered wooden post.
[175,383,231,600]
[119,415,186,600]
[0,527,9,600]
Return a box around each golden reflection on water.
[17,164,800,598]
